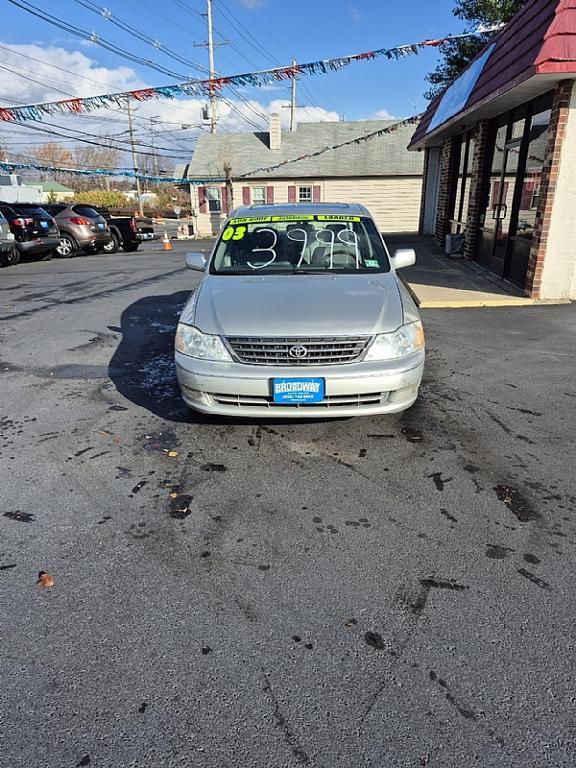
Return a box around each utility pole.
[149,116,160,176]
[194,0,229,133]
[290,59,297,132]
[126,100,144,216]
[206,0,217,134]
[282,60,303,132]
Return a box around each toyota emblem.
[289,345,308,359]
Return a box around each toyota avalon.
[175,203,424,418]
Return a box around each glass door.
[503,108,551,288]
[476,124,513,277]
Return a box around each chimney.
[269,113,281,150]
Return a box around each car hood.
[181,273,404,336]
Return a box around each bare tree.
[30,142,74,184]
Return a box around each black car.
[97,209,155,254]
[0,202,60,261]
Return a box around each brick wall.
[525,80,573,298]
[434,137,459,248]
[464,120,490,260]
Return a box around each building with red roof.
[410,0,576,299]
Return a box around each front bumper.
[175,351,424,418]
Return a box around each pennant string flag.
[0,25,504,123]
[0,160,222,184]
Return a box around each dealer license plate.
[272,378,325,405]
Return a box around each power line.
[7,0,190,79]
[71,0,208,74]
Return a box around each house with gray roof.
[183,114,424,236]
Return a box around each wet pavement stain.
[0,563,17,571]
[517,568,552,591]
[494,484,539,522]
[109,405,128,412]
[3,511,34,523]
[138,702,148,713]
[401,426,423,443]
[428,472,453,491]
[77,756,91,767]
[428,671,477,721]
[364,631,385,650]
[201,647,212,655]
[485,545,514,560]
[524,553,541,565]
[200,463,227,472]
[440,509,458,523]
[420,578,469,592]
[168,494,193,520]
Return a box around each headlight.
[175,324,232,362]
[364,321,425,361]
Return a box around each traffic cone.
[162,230,172,251]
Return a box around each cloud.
[368,109,400,120]
[0,42,143,105]
[350,6,361,22]
[238,0,264,8]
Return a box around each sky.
[0,0,464,169]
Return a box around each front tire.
[55,234,78,258]
[102,232,120,254]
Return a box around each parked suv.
[42,204,110,257]
[0,210,17,267]
[0,202,59,263]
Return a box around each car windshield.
[72,205,100,218]
[12,205,50,217]
[210,215,390,274]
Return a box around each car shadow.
[108,290,342,426]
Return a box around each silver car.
[175,204,424,418]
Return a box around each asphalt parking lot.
[1,240,575,768]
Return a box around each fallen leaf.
[37,571,55,588]
[167,450,178,458]
[169,492,178,498]
[112,436,121,445]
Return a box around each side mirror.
[390,248,416,270]
[185,252,207,271]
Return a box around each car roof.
[228,203,372,219]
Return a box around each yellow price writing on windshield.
[222,225,247,241]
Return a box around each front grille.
[225,336,371,366]
[211,392,389,409]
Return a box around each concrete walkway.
[386,234,538,308]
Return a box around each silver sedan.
[175,203,424,418]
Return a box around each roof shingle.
[187,120,423,180]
